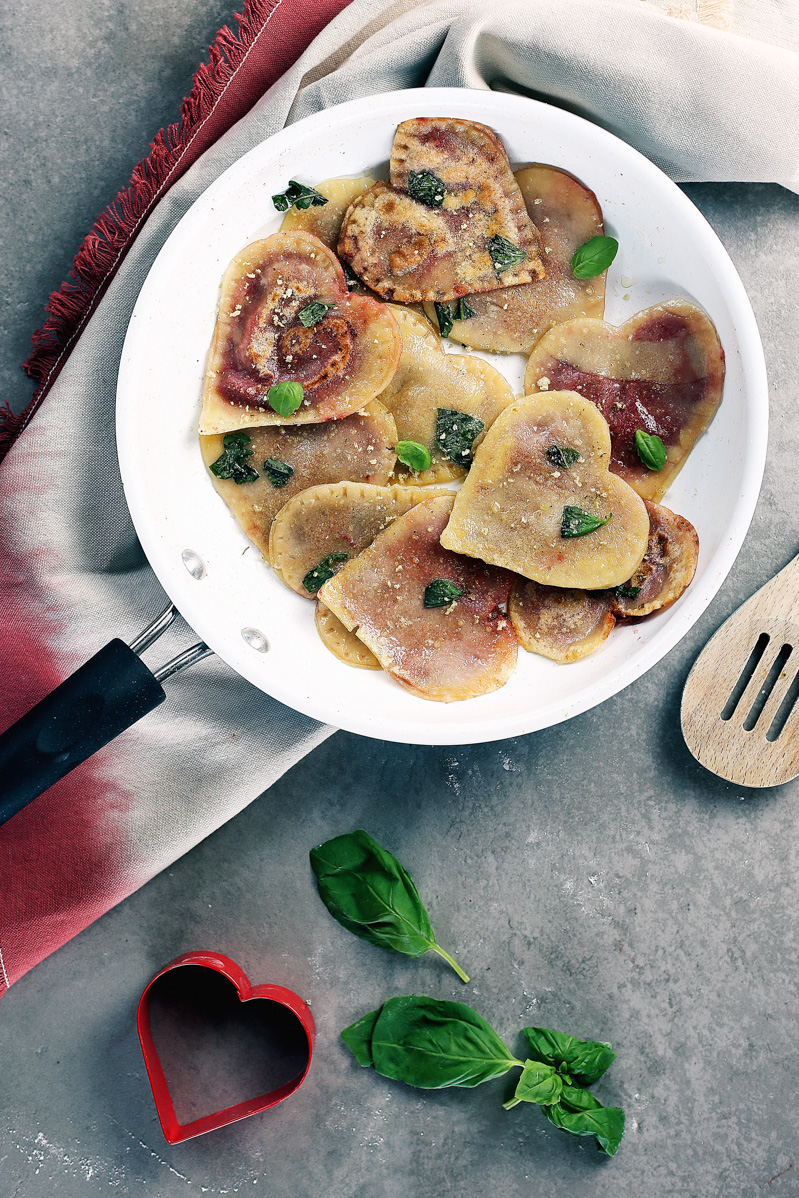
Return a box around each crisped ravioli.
[610,500,699,618]
[509,582,615,663]
[315,601,380,670]
[200,230,401,433]
[441,391,650,589]
[338,118,543,303]
[279,176,376,248]
[425,164,606,353]
[524,300,725,501]
[380,307,514,484]
[269,481,450,596]
[319,495,518,702]
[200,401,397,561]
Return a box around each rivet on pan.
[181,549,206,580]
[241,627,270,653]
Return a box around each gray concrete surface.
[2,3,799,1196]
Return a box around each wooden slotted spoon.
[681,553,799,786]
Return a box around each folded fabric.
[2,0,797,1001]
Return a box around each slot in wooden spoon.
[681,553,799,786]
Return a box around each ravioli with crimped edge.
[338,118,544,304]
[315,602,380,670]
[200,400,397,561]
[509,499,699,662]
[425,163,606,354]
[379,307,514,484]
[199,230,401,434]
[524,300,725,502]
[319,495,518,702]
[269,481,451,597]
[441,391,650,590]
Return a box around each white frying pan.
[0,89,767,821]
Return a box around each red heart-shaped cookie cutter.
[137,950,315,1144]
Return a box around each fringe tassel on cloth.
[2,0,284,462]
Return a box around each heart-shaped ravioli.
[524,300,725,501]
[509,582,615,663]
[338,118,544,303]
[269,481,450,596]
[319,495,518,702]
[200,400,397,561]
[199,231,401,434]
[425,164,606,354]
[315,602,380,670]
[279,176,376,249]
[380,308,514,483]
[441,391,650,589]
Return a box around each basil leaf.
[424,579,464,609]
[522,1027,616,1086]
[560,506,612,539]
[342,1006,382,1069]
[268,380,304,417]
[262,457,294,488]
[309,830,469,981]
[342,262,361,291]
[613,583,641,600]
[302,552,348,593]
[543,1096,625,1157]
[546,445,580,469]
[503,1060,563,1109]
[571,235,619,279]
[635,429,667,471]
[368,996,522,1089]
[436,408,485,466]
[272,180,328,212]
[299,301,333,328]
[434,302,454,339]
[488,234,527,274]
[456,296,476,321]
[395,440,432,472]
[209,432,259,485]
[407,169,445,208]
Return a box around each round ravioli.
[610,500,699,618]
[425,163,606,353]
[319,495,518,702]
[441,391,650,590]
[200,230,401,433]
[509,581,615,663]
[201,401,397,560]
[524,300,725,501]
[380,307,514,484]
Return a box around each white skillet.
[116,87,768,746]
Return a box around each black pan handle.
[0,605,212,826]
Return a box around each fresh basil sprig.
[310,830,469,982]
[571,235,619,279]
[209,432,259,485]
[408,169,446,208]
[395,440,432,472]
[434,302,454,339]
[434,297,476,338]
[299,301,333,327]
[343,996,521,1088]
[436,408,485,466]
[488,234,527,274]
[268,380,304,417]
[272,180,328,212]
[520,1026,617,1086]
[424,579,464,609]
[262,457,294,488]
[635,429,667,471]
[302,552,348,594]
[561,505,611,538]
[546,445,580,469]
